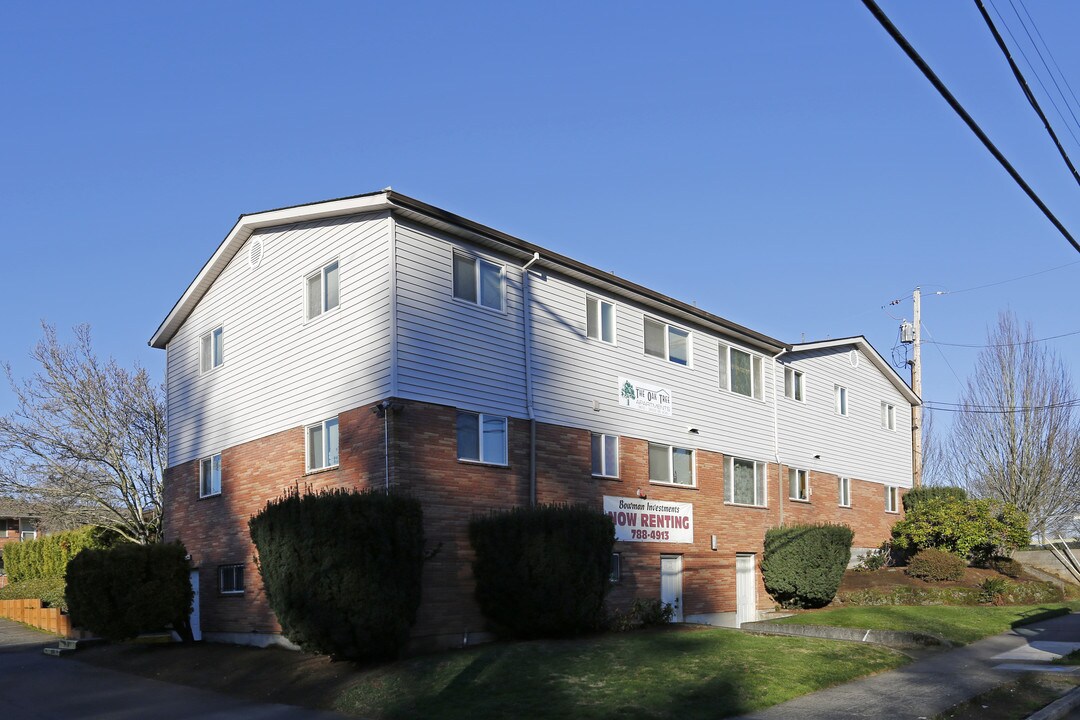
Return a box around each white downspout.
[772,349,788,527]
[521,252,540,507]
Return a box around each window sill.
[219,592,245,598]
[305,465,340,476]
[304,305,342,326]
[451,295,507,316]
[592,474,620,481]
[458,459,510,469]
[648,481,697,490]
[788,498,811,504]
[722,389,766,403]
[644,353,693,370]
[198,492,222,501]
[586,337,618,348]
[838,504,853,509]
[885,510,900,515]
[724,502,768,509]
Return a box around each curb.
[741,621,955,649]
[1026,683,1080,720]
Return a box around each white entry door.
[736,553,757,627]
[189,569,203,641]
[660,555,683,623]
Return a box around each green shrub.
[837,581,1062,606]
[854,542,892,572]
[249,487,425,660]
[902,485,967,513]
[0,578,68,610]
[66,542,193,641]
[608,598,675,631]
[762,523,854,609]
[906,548,966,582]
[978,577,1010,604]
[989,556,1024,578]
[469,504,614,638]
[2,526,115,582]
[892,497,1029,564]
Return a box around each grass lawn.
[334,625,907,720]
[775,602,1080,645]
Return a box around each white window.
[644,318,690,366]
[306,418,339,471]
[784,367,804,401]
[305,260,340,320]
[885,485,899,513]
[835,385,848,416]
[648,443,695,486]
[591,433,619,478]
[457,411,508,465]
[838,477,851,507]
[788,468,809,501]
[199,453,222,497]
[200,326,223,373]
[725,457,767,506]
[453,251,504,310]
[586,297,616,344]
[719,343,764,400]
[219,564,245,595]
[609,552,621,583]
[881,402,896,431]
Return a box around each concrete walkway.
[734,611,1080,720]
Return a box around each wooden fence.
[0,598,73,638]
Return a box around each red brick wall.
[165,398,905,647]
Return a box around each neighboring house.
[0,500,38,549]
[150,190,918,650]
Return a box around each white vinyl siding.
[457,411,508,465]
[586,297,616,344]
[648,443,694,486]
[200,326,223,373]
[306,418,339,472]
[881,402,896,431]
[644,318,690,366]
[784,367,804,401]
[788,468,809,501]
[835,385,848,416]
[199,453,221,497]
[591,433,619,478]
[453,251,504,311]
[719,343,764,400]
[726,457,767,506]
[305,260,340,320]
[838,476,851,507]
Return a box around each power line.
[860,0,1080,255]
[925,328,1080,348]
[1005,0,1080,142]
[919,322,967,388]
[975,0,1080,189]
[940,259,1080,296]
[1013,0,1080,134]
[924,398,1080,414]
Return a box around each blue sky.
[2,1,1079,434]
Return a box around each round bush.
[989,556,1024,578]
[906,548,966,582]
[762,523,854,609]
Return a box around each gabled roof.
[0,498,36,519]
[148,190,787,355]
[787,336,921,406]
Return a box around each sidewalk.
[734,612,1080,720]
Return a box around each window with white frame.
[835,385,848,416]
[881,402,896,431]
[586,297,616,344]
[838,477,851,507]
[199,453,222,497]
[726,457,767,506]
[644,318,690,366]
[219,564,245,595]
[457,411,508,465]
[784,367,804,401]
[788,468,809,501]
[200,326,223,373]
[885,485,899,513]
[648,443,695,486]
[719,343,764,400]
[609,552,621,583]
[306,418,339,471]
[305,260,340,320]
[452,251,504,310]
[591,433,619,478]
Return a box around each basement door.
[735,553,757,627]
[189,570,203,641]
[660,555,683,623]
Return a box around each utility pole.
[911,287,922,488]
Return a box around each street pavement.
[0,618,347,719]
[734,611,1080,720]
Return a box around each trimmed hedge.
[248,488,425,660]
[0,578,68,610]
[906,548,966,582]
[838,581,1064,606]
[762,523,854,609]
[2,526,115,582]
[902,485,967,513]
[66,542,193,641]
[469,504,615,638]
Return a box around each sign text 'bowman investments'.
[603,495,693,544]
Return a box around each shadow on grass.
[1010,606,1071,629]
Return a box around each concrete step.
[42,646,74,657]
[59,637,105,651]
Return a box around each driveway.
[0,618,346,719]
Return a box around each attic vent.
[849,349,860,369]
[248,238,264,270]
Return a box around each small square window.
[609,552,621,583]
[881,402,896,431]
[838,477,851,507]
[784,367,804,401]
[219,564,245,595]
[885,486,899,513]
[199,453,221,497]
[591,433,619,478]
[644,318,691,366]
[648,443,695,486]
[835,385,848,416]
[200,326,224,373]
[452,252,504,310]
[306,418,339,472]
[306,261,340,320]
[788,468,809,501]
[586,297,616,344]
[457,411,508,465]
[720,344,764,400]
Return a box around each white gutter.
[772,349,788,527]
[521,252,540,507]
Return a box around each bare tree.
[0,324,165,543]
[948,311,1080,540]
